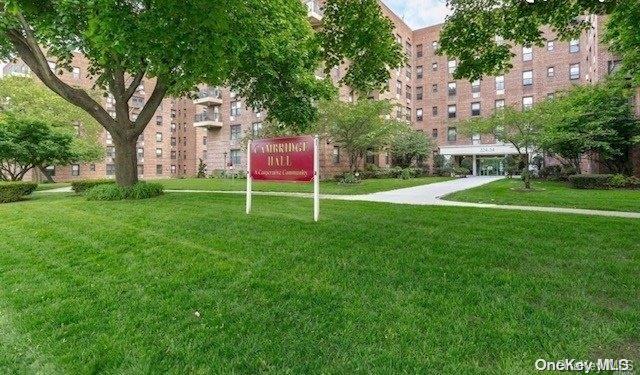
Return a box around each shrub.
[610,174,628,188]
[539,165,578,181]
[433,154,452,177]
[338,172,361,184]
[0,182,38,203]
[71,179,115,193]
[452,166,470,177]
[85,182,164,201]
[568,174,614,189]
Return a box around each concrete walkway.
[38,177,640,219]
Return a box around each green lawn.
[35,182,71,191]
[160,176,451,195]
[1,193,638,373]
[444,178,640,212]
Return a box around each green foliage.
[0,76,102,163]
[538,165,577,181]
[316,99,406,171]
[70,179,116,193]
[536,79,640,174]
[85,182,164,201]
[433,154,452,177]
[438,0,633,83]
[0,116,78,181]
[568,174,615,190]
[338,172,361,185]
[390,130,433,168]
[0,181,37,203]
[503,155,520,177]
[320,0,405,94]
[197,159,206,179]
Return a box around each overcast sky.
[382,0,452,29]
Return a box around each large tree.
[0,0,403,187]
[536,79,640,174]
[389,130,433,168]
[438,0,638,84]
[316,99,405,172]
[0,76,102,181]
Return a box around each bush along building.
[4,1,636,182]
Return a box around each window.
[72,67,80,80]
[137,147,144,158]
[522,70,533,86]
[405,85,412,99]
[332,146,340,164]
[448,82,457,96]
[156,132,163,142]
[448,60,457,74]
[171,137,176,146]
[156,116,163,126]
[431,84,438,93]
[106,164,115,176]
[89,164,96,172]
[471,102,481,116]
[447,127,457,142]
[432,62,438,71]
[416,66,423,79]
[522,46,533,61]
[396,80,402,95]
[416,44,423,58]
[405,107,411,121]
[569,39,580,53]
[495,75,505,94]
[252,122,262,137]
[416,86,423,100]
[230,124,242,140]
[547,92,555,100]
[522,96,533,110]
[71,164,80,177]
[230,100,241,117]
[156,165,163,175]
[106,146,115,158]
[495,99,505,110]
[570,63,580,80]
[547,67,555,77]
[447,104,457,119]
[230,149,241,165]
[416,108,423,121]
[171,150,177,159]
[471,79,481,95]
[547,40,555,51]
[156,148,163,157]
[137,165,144,176]
[432,41,438,50]
[203,136,207,145]
[432,128,438,139]
[432,106,438,116]
[405,68,411,79]
[171,165,177,174]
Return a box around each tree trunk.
[38,165,56,183]
[113,136,139,187]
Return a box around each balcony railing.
[194,87,223,106]
[195,112,221,123]
[197,88,222,99]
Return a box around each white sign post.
[246,140,252,214]
[313,135,320,222]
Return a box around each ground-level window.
[171,165,176,174]
[447,127,457,142]
[156,165,163,175]
[471,102,481,116]
[332,146,340,164]
[432,128,438,139]
[570,63,580,80]
[106,164,115,176]
[230,124,242,140]
[71,164,80,176]
[522,96,534,110]
[137,164,144,176]
[230,149,241,166]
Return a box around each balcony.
[194,112,223,129]
[306,0,323,27]
[194,88,223,106]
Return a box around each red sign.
[250,136,315,182]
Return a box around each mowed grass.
[0,194,639,373]
[444,178,640,212]
[35,182,71,191]
[160,176,451,195]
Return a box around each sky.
[382,0,452,29]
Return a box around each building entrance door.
[477,156,505,176]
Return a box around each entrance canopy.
[439,143,519,156]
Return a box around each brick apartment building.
[3,1,633,181]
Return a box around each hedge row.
[71,179,115,193]
[568,174,640,189]
[85,182,164,201]
[0,182,38,203]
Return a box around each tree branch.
[4,16,116,133]
[125,67,147,101]
[132,79,168,136]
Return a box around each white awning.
[439,143,520,156]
